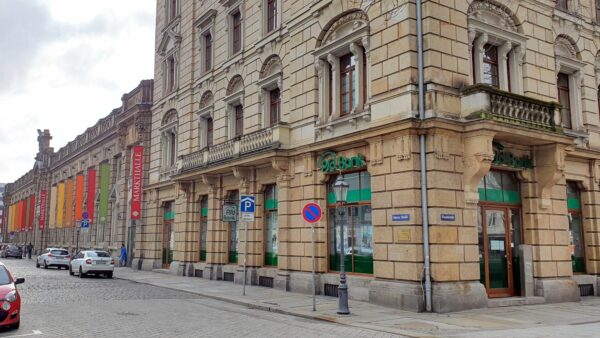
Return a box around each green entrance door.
[162,203,174,268]
[480,207,515,297]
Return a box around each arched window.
[160,110,178,173]
[468,0,526,94]
[197,91,214,148]
[314,10,370,124]
[258,55,283,127]
[224,76,245,139]
[554,35,584,131]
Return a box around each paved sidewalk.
[114,268,600,337]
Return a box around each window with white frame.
[263,0,281,35]
[165,54,177,93]
[555,36,585,131]
[313,10,370,124]
[230,9,243,56]
[197,91,214,149]
[160,110,178,169]
[258,55,283,128]
[195,9,216,76]
[224,76,245,139]
[467,1,526,95]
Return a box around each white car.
[36,248,70,269]
[69,251,114,278]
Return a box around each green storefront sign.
[492,143,532,169]
[319,151,366,173]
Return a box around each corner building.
[138,0,600,312]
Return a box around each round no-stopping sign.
[302,203,323,223]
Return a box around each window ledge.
[162,16,181,33]
[195,70,215,88]
[564,129,589,147]
[553,8,584,29]
[254,27,288,52]
[315,108,371,137]
[222,52,244,72]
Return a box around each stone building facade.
[2,81,153,261]
[137,0,600,312]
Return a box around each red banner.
[28,194,35,231]
[39,190,47,229]
[86,168,97,223]
[20,199,26,232]
[131,146,144,220]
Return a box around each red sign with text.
[39,190,47,229]
[131,146,144,220]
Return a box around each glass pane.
[352,205,373,274]
[328,207,350,271]
[484,171,503,202]
[510,208,521,294]
[569,213,585,273]
[486,210,508,289]
[265,211,278,266]
[351,71,357,109]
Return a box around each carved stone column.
[463,131,495,205]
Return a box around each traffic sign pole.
[243,220,248,297]
[302,203,323,312]
[240,195,255,297]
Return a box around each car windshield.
[0,267,11,285]
[51,250,69,256]
[87,251,110,258]
[7,245,18,250]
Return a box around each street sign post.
[302,202,323,312]
[240,195,255,296]
[81,219,90,233]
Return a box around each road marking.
[3,330,43,337]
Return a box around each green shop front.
[321,152,373,276]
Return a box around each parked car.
[1,245,22,259]
[69,250,114,278]
[0,262,24,329]
[36,248,70,269]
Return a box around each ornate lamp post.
[333,175,350,315]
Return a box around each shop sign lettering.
[319,151,366,173]
[492,143,532,169]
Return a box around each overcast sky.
[0,0,155,184]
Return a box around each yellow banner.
[49,186,57,229]
[56,182,65,228]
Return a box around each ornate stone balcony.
[179,124,290,174]
[461,84,562,133]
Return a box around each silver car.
[36,248,71,269]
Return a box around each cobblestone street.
[0,258,395,338]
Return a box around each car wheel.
[69,266,74,276]
[79,267,85,278]
[35,260,40,268]
[107,272,113,279]
[44,261,48,269]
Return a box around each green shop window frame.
[567,181,586,273]
[264,184,278,266]
[327,171,373,275]
[200,196,208,261]
[228,191,239,264]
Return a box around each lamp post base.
[337,283,350,315]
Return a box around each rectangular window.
[567,181,585,273]
[234,105,244,137]
[206,117,213,147]
[169,132,176,166]
[170,0,177,21]
[267,0,277,33]
[269,88,280,126]
[200,196,208,261]
[264,185,278,266]
[232,11,242,54]
[340,53,356,116]
[556,0,569,11]
[482,44,499,88]
[228,191,239,264]
[557,72,572,129]
[167,56,175,92]
[204,33,212,72]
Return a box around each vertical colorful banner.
[99,163,110,223]
[39,190,47,230]
[131,146,144,220]
[25,197,31,231]
[75,175,84,222]
[20,199,26,232]
[29,194,35,231]
[65,179,74,227]
[49,186,57,229]
[86,168,97,223]
[56,182,65,228]
[9,204,14,232]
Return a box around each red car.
[0,262,24,330]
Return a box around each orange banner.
[75,175,85,222]
[65,179,75,227]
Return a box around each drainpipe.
[416,0,432,312]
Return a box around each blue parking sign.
[240,195,255,221]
